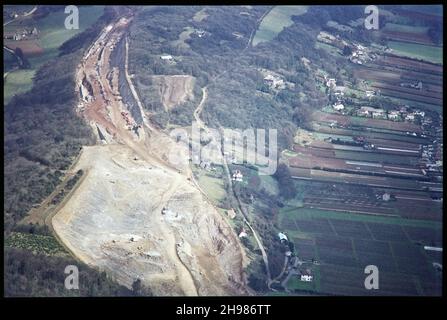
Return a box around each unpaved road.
[51,14,247,296]
[193,86,272,285]
[191,7,274,285]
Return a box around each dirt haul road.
[52,15,247,296]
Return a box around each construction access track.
[51,15,248,296]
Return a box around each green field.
[280,206,442,229]
[252,5,308,46]
[388,41,443,64]
[401,5,443,16]
[4,6,104,104]
[383,23,429,34]
[194,166,226,204]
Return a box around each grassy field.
[4,69,36,102]
[383,23,429,34]
[194,166,226,204]
[388,41,443,64]
[401,5,443,16]
[252,5,308,46]
[4,6,104,104]
[280,206,442,229]
[259,175,279,196]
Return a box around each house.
[278,232,288,242]
[300,275,313,282]
[372,109,385,119]
[365,90,375,98]
[195,29,206,38]
[232,170,243,182]
[239,229,248,238]
[332,102,344,111]
[358,106,377,117]
[405,113,415,121]
[160,55,173,61]
[227,209,236,219]
[414,110,425,117]
[326,78,336,88]
[388,111,400,120]
[264,74,284,90]
[382,193,391,201]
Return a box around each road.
[3,6,37,26]
[192,84,272,287]
[190,7,275,286]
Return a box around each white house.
[365,90,375,98]
[278,232,288,242]
[326,78,336,88]
[388,111,399,120]
[372,109,385,118]
[300,275,313,282]
[232,170,243,182]
[239,230,248,238]
[333,102,344,111]
[358,106,376,117]
[264,74,284,90]
[160,55,173,61]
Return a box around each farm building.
[358,106,377,117]
[238,229,248,238]
[332,102,344,111]
[232,170,243,182]
[195,29,206,38]
[264,74,285,90]
[372,109,385,119]
[300,275,313,282]
[326,78,336,88]
[160,55,173,61]
[278,232,288,242]
[365,90,375,98]
[388,111,400,120]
